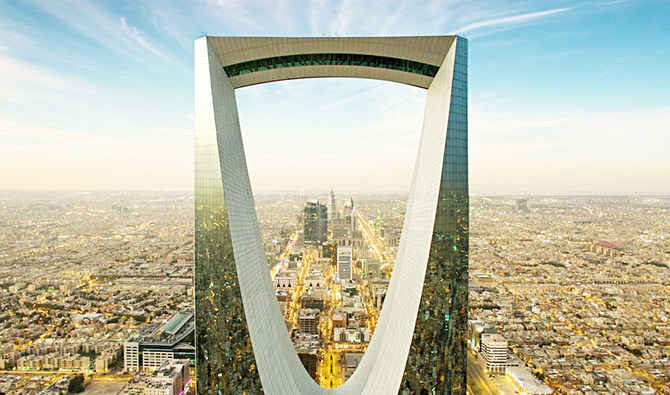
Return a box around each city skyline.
[1,1,669,194]
[1,190,667,393]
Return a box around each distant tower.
[329,188,338,221]
[350,198,357,235]
[319,204,328,241]
[516,199,529,212]
[303,201,328,244]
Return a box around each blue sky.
[0,0,668,194]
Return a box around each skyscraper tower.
[303,201,328,244]
[194,35,468,394]
[350,198,357,235]
[329,188,337,221]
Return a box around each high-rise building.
[517,198,530,212]
[329,188,338,221]
[303,201,328,244]
[337,246,353,282]
[342,199,357,237]
[350,199,357,236]
[194,35,468,394]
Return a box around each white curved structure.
[194,36,468,394]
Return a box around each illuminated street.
[466,351,504,395]
[356,211,395,275]
[318,350,344,389]
[283,252,314,330]
[270,231,300,281]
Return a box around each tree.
[68,374,85,393]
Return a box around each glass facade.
[304,201,328,244]
[194,199,262,394]
[223,53,440,78]
[400,37,468,394]
[194,41,262,394]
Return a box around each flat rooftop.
[162,311,192,335]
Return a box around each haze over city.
[1,0,669,194]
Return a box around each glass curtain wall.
[401,36,468,395]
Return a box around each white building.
[481,333,508,372]
[506,366,553,394]
[95,353,114,373]
[334,327,371,343]
[337,246,353,282]
[123,312,194,373]
[119,359,191,395]
[123,341,140,372]
[273,271,296,289]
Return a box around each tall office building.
[350,198,357,236]
[329,188,338,221]
[194,35,468,394]
[342,199,357,238]
[337,246,353,282]
[517,198,530,212]
[303,201,328,244]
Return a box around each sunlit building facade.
[194,36,468,394]
[337,246,353,282]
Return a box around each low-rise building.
[481,333,508,373]
[119,359,191,395]
[297,309,320,335]
[124,312,195,372]
[506,366,553,394]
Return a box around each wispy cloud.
[0,25,35,51]
[600,0,628,6]
[330,0,358,36]
[33,0,172,64]
[458,7,572,34]
[119,16,169,61]
[0,54,92,104]
[200,0,263,32]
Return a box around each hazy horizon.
[1,189,669,197]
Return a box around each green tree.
[68,374,85,393]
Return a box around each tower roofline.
[201,36,459,89]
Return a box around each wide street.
[319,350,344,389]
[467,351,501,395]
